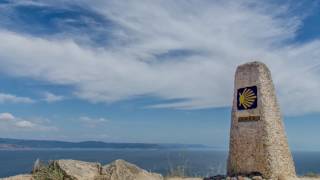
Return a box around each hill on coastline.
[0,138,209,150]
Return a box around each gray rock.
[101,159,163,180]
[52,159,101,180]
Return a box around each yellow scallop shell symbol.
[239,88,257,109]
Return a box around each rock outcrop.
[1,159,164,180]
[52,159,101,180]
[1,159,319,180]
[100,159,163,180]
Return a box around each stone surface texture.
[101,159,164,180]
[1,159,164,180]
[1,174,33,180]
[52,159,101,180]
[227,61,296,179]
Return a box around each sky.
[0,0,319,151]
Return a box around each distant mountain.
[0,138,210,150]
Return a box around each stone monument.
[227,61,296,179]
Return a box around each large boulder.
[101,159,163,180]
[52,159,101,180]
[1,174,33,180]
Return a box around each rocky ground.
[1,159,203,180]
[1,159,319,180]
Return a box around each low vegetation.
[32,161,65,180]
[304,172,320,178]
[167,165,187,178]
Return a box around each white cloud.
[0,112,57,131]
[0,1,319,115]
[15,120,35,128]
[42,92,64,103]
[0,112,15,121]
[79,116,109,128]
[0,93,34,103]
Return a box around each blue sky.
[0,0,319,151]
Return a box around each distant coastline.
[0,138,212,150]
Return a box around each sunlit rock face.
[227,61,296,179]
[101,159,164,180]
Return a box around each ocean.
[0,149,319,178]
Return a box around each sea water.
[0,149,319,178]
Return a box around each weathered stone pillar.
[227,61,296,179]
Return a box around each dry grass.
[304,172,320,178]
[32,162,65,180]
[167,165,188,178]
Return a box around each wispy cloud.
[42,92,64,103]
[0,112,58,131]
[0,93,34,103]
[0,1,319,115]
[15,120,35,128]
[0,112,15,121]
[79,116,109,128]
